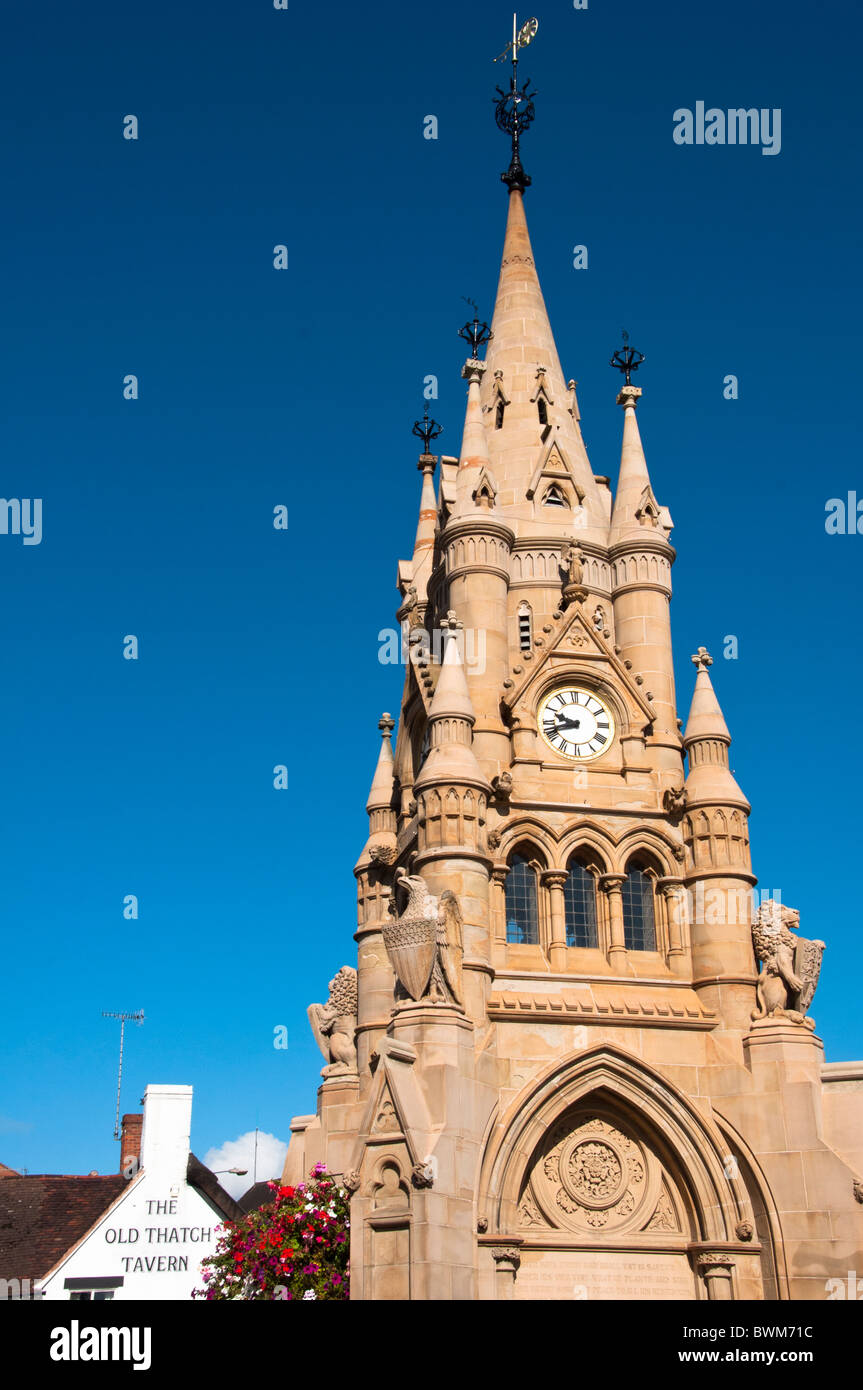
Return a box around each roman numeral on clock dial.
[537,686,615,762]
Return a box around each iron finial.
[492,16,539,192]
[610,331,645,385]
[412,404,443,454]
[457,297,493,359]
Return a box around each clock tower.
[283,44,863,1301]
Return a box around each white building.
[36,1085,241,1301]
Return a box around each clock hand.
[555,716,582,730]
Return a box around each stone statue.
[383,869,464,1008]
[307,966,359,1076]
[751,901,824,1025]
[565,544,584,587]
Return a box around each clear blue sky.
[2,0,861,1177]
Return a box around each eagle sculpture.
[383,870,464,1008]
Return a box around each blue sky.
[1,0,861,1177]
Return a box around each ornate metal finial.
[458,297,493,359]
[412,404,443,455]
[378,712,395,736]
[691,647,713,671]
[610,331,645,385]
[493,16,539,192]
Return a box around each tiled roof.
[0,1175,126,1282]
[237,1180,280,1213]
[0,1163,21,1179]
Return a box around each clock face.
[538,686,614,760]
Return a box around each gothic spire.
[609,373,669,545]
[413,615,487,789]
[683,649,748,807]
[365,712,397,819]
[476,189,605,533]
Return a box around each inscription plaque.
[512,1249,695,1301]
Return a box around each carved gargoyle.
[491,771,513,811]
[383,869,464,1009]
[307,966,359,1076]
[751,901,824,1025]
[663,786,688,818]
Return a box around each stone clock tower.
[283,72,863,1301]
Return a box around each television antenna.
[102,1009,145,1140]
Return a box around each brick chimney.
[120,1113,143,1176]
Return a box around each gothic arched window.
[622,860,657,951]
[563,857,598,948]
[537,397,548,426]
[505,852,539,945]
[543,484,567,507]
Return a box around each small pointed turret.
[366,713,397,819]
[683,650,748,806]
[355,713,398,871]
[414,615,488,788]
[454,356,492,515]
[609,384,670,545]
[410,452,439,598]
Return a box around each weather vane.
[610,330,645,385]
[493,15,539,192]
[412,403,443,455]
[457,296,493,359]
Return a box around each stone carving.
[476,1216,489,1233]
[411,1162,434,1189]
[383,869,464,1008]
[735,1219,754,1242]
[853,1180,863,1205]
[368,844,397,866]
[491,771,513,810]
[487,827,502,851]
[491,1246,521,1271]
[751,900,824,1025]
[562,544,588,604]
[645,1186,678,1232]
[343,1169,361,1194]
[663,786,688,818]
[529,1114,651,1234]
[373,1098,400,1133]
[307,967,358,1077]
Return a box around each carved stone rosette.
[517,1110,680,1237]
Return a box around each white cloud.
[203,1130,288,1200]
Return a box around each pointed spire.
[356,714,398,872]
[472,191,604,532]
[414,614,488,790]
[609,384,659,544]
[683,650,748,807]
[684,649,731,744]
[366,713,397,817]
[410,453,438,597]
[454,359,492,515]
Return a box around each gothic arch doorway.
[477,1047,772,1301]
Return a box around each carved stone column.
[600,873,627,969]
[695,1251,735,1300]
[490,1243,522,1300]
[542,871,568,970]
[490,866,508,968]
[657,875,687,975]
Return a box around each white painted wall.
[39,1085,227,1302]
